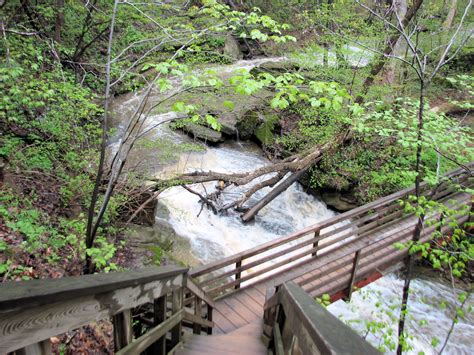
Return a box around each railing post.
[345,249,362,302]
[207,304,213,335]
[273,323,284,355]
[193,295,202,335]
[113,309,132,351]
[170,288,183,348]
[16,340,51,355]
[235,259,242,289]
[312,230,320,257]
[152,295,167,355]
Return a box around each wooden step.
[175,322,266,355]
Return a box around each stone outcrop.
[223,35,244,61]
[182,122,225,143]
[320,191,358,212]
[126,219,201,268]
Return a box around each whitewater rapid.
[109,57,473,354]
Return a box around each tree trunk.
[241,167,310,222]
[396,80,426,355]
[54,0,64,42]
[85,0,119,274]
[355,0,424,104]
[443,0,458,29]
[386,0,408,84]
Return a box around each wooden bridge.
[0,166,472,354]
[190,165,472,335]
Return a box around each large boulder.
[321,191,358,212]
[126,221,200,268]
[223,35,244,61]
[182,122,224,143]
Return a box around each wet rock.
[250,60,300,76]
[182,122,224,143]
[236,110,260,140]
[215,90,274,139]
[223,35,244,61]
[217,115,238,136]
[321,191,358,212]
[155,200,170,220]
[126,221,200,268]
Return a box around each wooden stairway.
[0,165,471,354]
[176,321,266,355]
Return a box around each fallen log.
[241,167,311,222]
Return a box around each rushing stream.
[110,57,473,354]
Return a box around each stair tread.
[185,336,264,348]
[176,325,267,355]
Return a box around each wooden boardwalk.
[189,168,473,334]
[0,167,471,354]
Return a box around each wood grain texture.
[0,274,184,353]
[270,282,380,354]
[0,265,187,312]
[116,309,184,355]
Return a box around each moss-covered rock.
[126,222,200,268]
[223,35,244,61]
[182,122,224,143]
[250,60,300,76]
[236,110,260,140]
[321,191,358,212]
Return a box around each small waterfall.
[157,141,336,262]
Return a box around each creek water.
[110,57,472,354]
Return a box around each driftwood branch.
[151,132,348,221]
[182,185,218,214]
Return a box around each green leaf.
[223,100,235,111]
[172,101,186,113]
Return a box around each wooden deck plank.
[231,292,263,317]
[242,287,265,307]
[212,307,239,333]
[222,297,259,323]
[214,300,248,329]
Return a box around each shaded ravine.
[109,57,472,354]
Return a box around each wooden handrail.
[0,265,187,312]
[186,278,216,309]
[183,277,215,335]
[303,207,470,298]
[263,282,380,354]
[116,309,185,355]
[213,196,467,299]
[190,164,472,298]
[0,266,189,354]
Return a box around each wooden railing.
[183,278,216,335]
[190,165,472,299]
[0,265,215,354]
[262,281,381,354]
